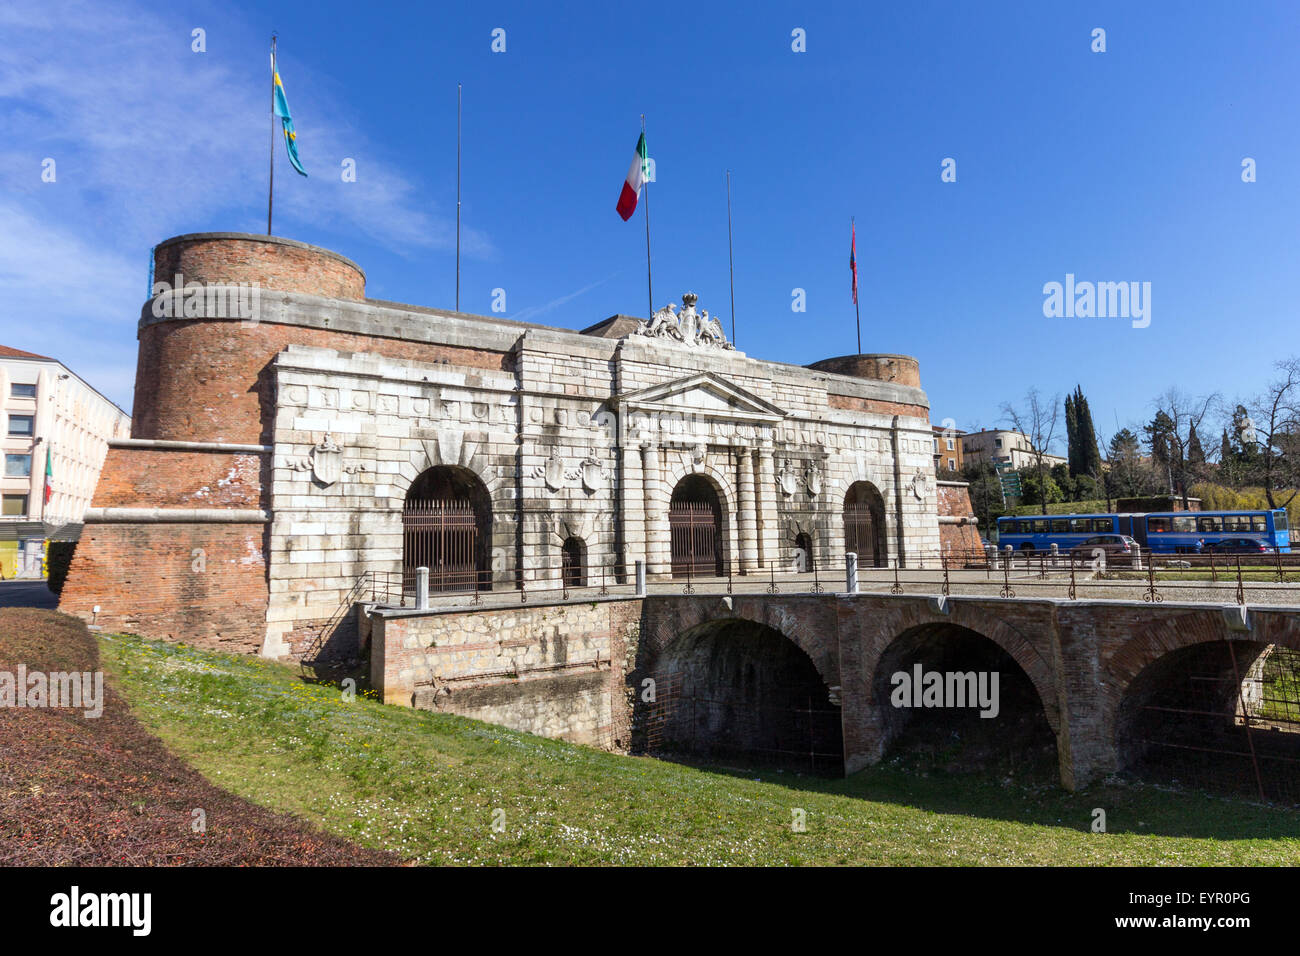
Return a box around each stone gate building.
[60,232,942,658]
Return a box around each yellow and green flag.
[272,51,307,177]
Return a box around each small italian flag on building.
[43,447,52,505]
[616,132,649,221]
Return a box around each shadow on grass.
[650,749,1300,842]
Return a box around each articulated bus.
[996,510,1291,554]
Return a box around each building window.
[932,438,938,452]
[4,454,31,477]
[946,438,954,450]
[2,495,28,517]
[994,437,1002,448]
[10,383,36,399]
[947,457,956,470]
[7,415,33,436]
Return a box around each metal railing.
[344,545,1300,611]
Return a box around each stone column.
[755,439,778,570]
[620,427,644,583]
[890,416,906,568]
[737,444,758,573]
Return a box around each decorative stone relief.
[776,459,799,497]
[635,292,735,350]
[286,434,367,487]
[803,461,824,498]
[909,469,930,500]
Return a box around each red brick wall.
[131,320,512,443]
[90,447,263,509]
[154,235,366,301]
[59,522,270,654]
[826,393,929,419]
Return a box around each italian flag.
[616,132,648,221]
[43,447,52,505]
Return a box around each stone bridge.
[368,590,1300,798]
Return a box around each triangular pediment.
[614,372,786,422]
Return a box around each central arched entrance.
[669,475,724,577]
[403,465,492,591]
[844,480,887,568]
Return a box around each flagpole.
[726,169,736,346]
[456,82,462,312]
[642,114,653,319]
[267,34,276,235]
[852,216,861,354]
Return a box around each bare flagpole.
[726,169,736,346]
[267,34,277,235]
[642,114,653,319]
[456,82,462,312]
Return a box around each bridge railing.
[352,546,1300,610]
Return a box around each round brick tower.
[132,232,367,444]
[805,353,922,388]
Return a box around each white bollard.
[1050,542,1059,569]
[635,559,647,597]
[416,566,430,610]
[984,543,995,568]
[1131,547,1143,571]
[1003,544,1014,570]
[845,551,860,594]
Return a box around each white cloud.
[0,0,489,407]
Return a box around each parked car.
[1203,538,1272,555]
[1069,534,1138,564]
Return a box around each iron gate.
[844,504,884,568]
[670,499,722,578]
[402,498,481,592]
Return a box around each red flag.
[850,221,858,305]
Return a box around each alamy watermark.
[1043,273,1150,328]
[890,665,1000,718]
[151,273,261,324]
[0,665,103,718]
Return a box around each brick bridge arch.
[1099,607,1300,778]
[860,599,1061,734]
[637,595,840,692]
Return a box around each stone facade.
[61,232,941,657]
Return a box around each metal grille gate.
[670,499,722,578]
[844,504,883,568]
[402,498,480,592]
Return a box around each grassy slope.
[99,632,1300,866]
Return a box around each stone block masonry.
[371,598,642,748]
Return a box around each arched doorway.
[561,536,586,588]
[844,480,887,568]
[403,465,492,591]
[669,475,724,578]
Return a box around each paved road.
[0,579,58,609]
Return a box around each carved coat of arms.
[311,434,343,486]
[777,460,799,497]
[635,292,735,350]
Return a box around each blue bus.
[996,510,1291,554]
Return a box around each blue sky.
[2,0,1298,452]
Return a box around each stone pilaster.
[738,444,758,573]
[755,439,778,569]
[641,441,669,576]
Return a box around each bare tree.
[1001,388,1061,516]
[1148,388,1218,509]
[1248,358,1300,510]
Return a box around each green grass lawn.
[98,632,1300,866]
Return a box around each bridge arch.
[634,598,843,773]
[1108,610,1300,804]
[869,619,1060,780]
